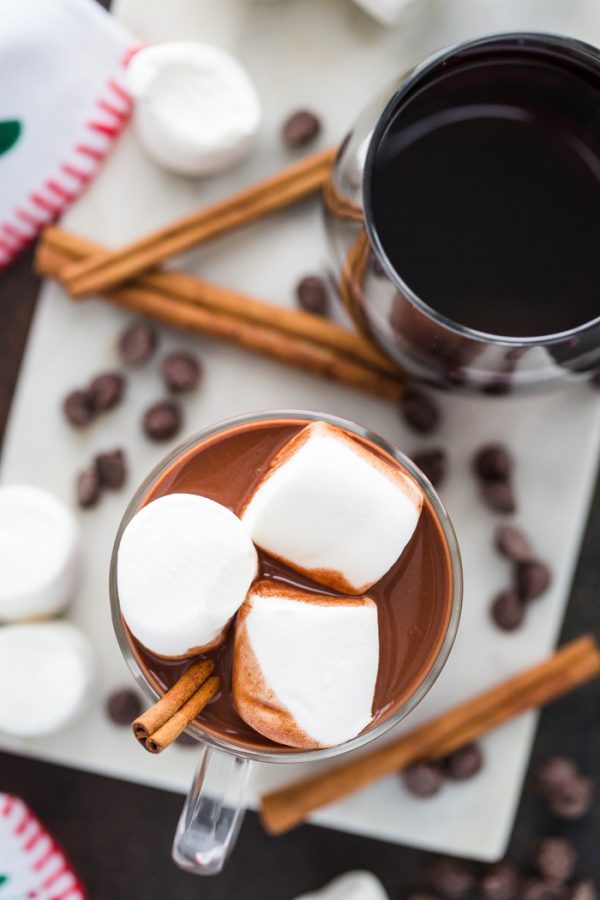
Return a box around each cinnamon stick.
[132,658,215,740]
[144,675,220,754]
[36,231,405,401]
[64,147,337,298]
[260,635,600,835]
[42,225,398,377]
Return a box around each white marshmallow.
[127,42,262,176]
[118,493,258,658]
[241,422,423,594]
[295,871,389,900]
[0,622,94,738]
[0,484,81,622]
[233,583,379,748]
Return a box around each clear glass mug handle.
[172,744,251,875]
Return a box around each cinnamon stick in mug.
[132,657,215,740]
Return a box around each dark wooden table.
[1,247,599,899]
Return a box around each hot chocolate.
[119,416,454,752]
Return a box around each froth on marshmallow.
[233,582,379,748]
[117,493,258,659]
[0,622,94,738]
[0,484,81,622]
[240,422,423,594]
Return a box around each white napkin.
[0,0,136,269]
[294,871,389,900]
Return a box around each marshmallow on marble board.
[0,485,81,622]
[295,871,389,900]
[240,422,423,594]
[117,493,258,659]
[352,0,428,26]
[233,582,379,748]
[0,622,94,738]
[127,42,262,176]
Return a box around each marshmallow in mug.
[0,622,94,738]
[117,493,258,658]
[241,422,423,594]
[233,582,379,748]
[127,42,262,176]
[294,871,389,900]
[0,484,81,622]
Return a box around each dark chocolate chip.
[77,468,101,509]
[443,743,483,781]
[281,109,321,147]
[522,880,568,900]
[480,862,521,900]
[482,375,513,396]
[548,776,594,820]
[119,321,157,368]
[429,857,476,899]
[106,688,143,726]
[296,275,329,316]
[490,589,525,631]
[88,371,124,412]
[516,560,552,602]
[400,387,441,434]
[536,838,577,882]
[176,731,198,748]
[569,881,599,900]
[161,352,202,393]
[412,448,447,488]
[589,371,600,390]
[63,389,93,427]
[403,761,445,798]
[371,254,386,278]
[473,444,513,481]
[95,449,127,489]
[536,756,580,796]
[143,400,182,441]
[481,480,517,515]
[495,525,535,563]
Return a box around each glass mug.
[325,33,600,394]
[110,410,462,875]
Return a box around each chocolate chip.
[176,731,198,747]
[482,375,513,396]
[88,371,124,412]
[589,371,600,390]
[517,561,552,602]
[429,857,476,899]
[522,879,568,900]
[106,688,143,725]
[371,254,386,278]
[296,275,329,316]
[481,480,517,514]
[161,352,202,393]
[400,387,441,434]
[548,776,594,820]
[443,743,483,780]
[403,761,445,797]
[412,448,447,488]
[119,321,157,368]
[77,468,101,509]
[95,449,127,489]
[480,862,521,900]
[569,881,599,900]
[491,589,525,631]
[63,389,93,427]
[495,525,535,563]
[143,400,182,441]
[473,444,513,481]
[536,838,577,882]
[536,756,580,796]
[281,109,321,147]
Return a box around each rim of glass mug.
[109,409,462,764]
[362,31,600,348]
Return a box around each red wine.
[367,38,600,338]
